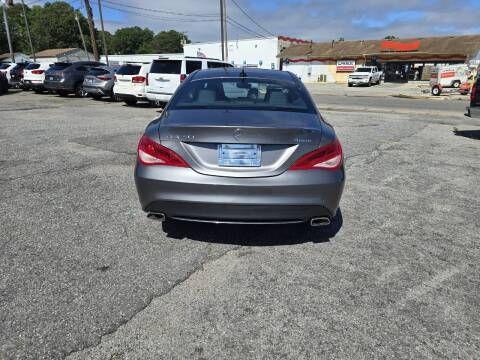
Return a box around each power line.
[229,0,274,37]
[101,3,219,22]
[102,0,217,18]
[227,16,266,38]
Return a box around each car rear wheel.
[124,99,137,106]
[452,80,461,88]
[75,84,88,98]
[431,85,441,96]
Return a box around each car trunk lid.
[158,109,322,178]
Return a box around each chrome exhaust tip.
[147,212,166,222]
[310,217,331,227]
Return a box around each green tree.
[149,30,190,53]
[27,2,89,52]
[111,27,154,54]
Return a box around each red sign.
[336,60,355,72]
[381,40,420,52]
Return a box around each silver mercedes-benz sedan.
[135,68,345,237]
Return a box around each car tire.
[431,85,441,96]
[75,84,88,98]
[452,80,461,88]
[92,94,103,100]
[34,89,43,94]
[367,79,372,86]
[348,83,352,87]
[124,99,137,106]
[309,208,343,239]
[57,90,69,97]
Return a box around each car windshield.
[169,77,315,113]
[116,64,141,75]
[50,62,71,70]
[25,63,40,70]
[356,68,372,72]
[0,63,11,70]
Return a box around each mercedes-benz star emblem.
[233,128,242,141]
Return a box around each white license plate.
[218,144,261,167]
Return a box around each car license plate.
[48,76,54,81]
[218,144,261,167]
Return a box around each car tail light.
[289,139,343,170]
[137,135,189,167]
[471,81,477,102]
[97,75,110,81]
[145,73,149,86]
[31,70,44,74]
[180,74,187,82]
[132,75,146,83]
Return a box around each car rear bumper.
[83,85,110,96]
[44,80,73,91]
[145,92,172,102]
[135,165,345,222]
[115,93,147,101]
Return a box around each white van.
[146,56,233,103]
[113,62,151,106]
[23,62,52,91]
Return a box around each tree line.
[0,1,190,57]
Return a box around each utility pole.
[97,0,109,65]
[75,12,90,60]
[20,0,35,62]
[83,0,99,61]
[222,0,228,61]
[219,0,225,61]
[2,1,14,63]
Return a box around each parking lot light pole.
[20,0,35,62]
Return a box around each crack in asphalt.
[64,245,241,359]
[345,124,429,169]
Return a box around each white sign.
[336,60,355,72]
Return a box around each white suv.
[23,62,52,92]
[146,56,233,104]
[113,62,151,106]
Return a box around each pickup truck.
[348,66,382,87]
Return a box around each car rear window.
[0,63,11,70]
[186,60,202,74]
[51,62,71,70]
[169,77,315,113]
[25,63,41,70]
[88,67,109,76]
[116,64,141,75]
[207,61,231,69]
[150,60,181,74]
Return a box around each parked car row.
[0,55,233,105]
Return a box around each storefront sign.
[336,60,355,72]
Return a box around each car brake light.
[471,81,477,102]
[31,70,44,74]
[137,135,189,167]
[289,139,343,170]
[97,75,110,81]
[132,75,145,83]
[180,74,187,82]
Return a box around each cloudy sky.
[29,0,480,42]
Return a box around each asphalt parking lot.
[1,89,479,359]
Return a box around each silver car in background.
[135,68,345,237]
[83,66,120,100]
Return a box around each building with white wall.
[100,53,181,65]
[184,36,310,70]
